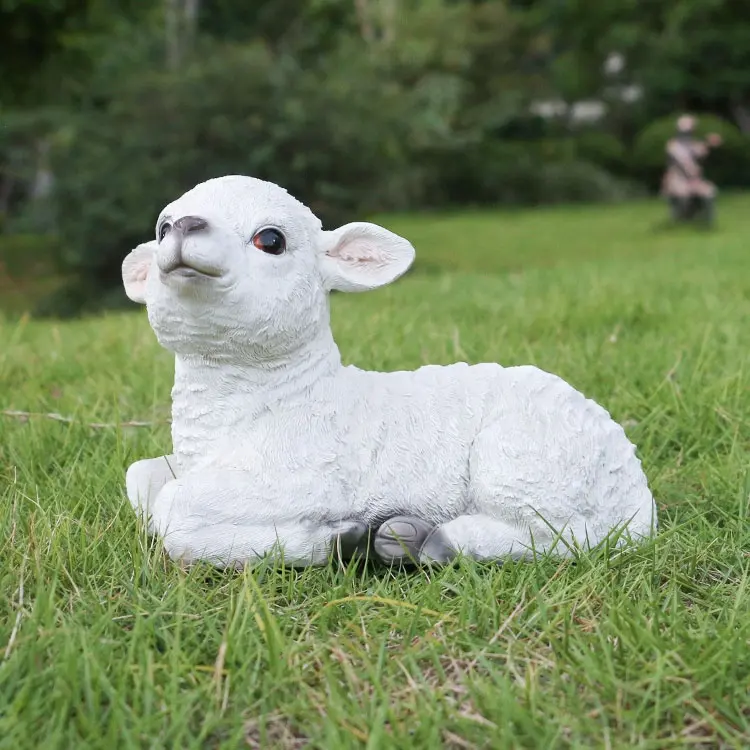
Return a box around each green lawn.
[1,196,749,748]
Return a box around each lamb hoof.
[332,520,370,559]
[419,528,457,564]
[373,516,435,565]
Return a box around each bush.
[435,139,641,207]
[537,161,644,204]
[40,42,433,314]
[0,233,60,278]
[572,131,627,174]
[633,113,750,190]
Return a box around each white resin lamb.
[123,175,656,568]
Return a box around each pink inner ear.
[332,239,386,266]
[135,265,149,281]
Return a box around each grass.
[1,196,750,748]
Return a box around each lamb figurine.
[122,175,657,568]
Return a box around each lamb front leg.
[147,471,369,568]
[125,454,180,517]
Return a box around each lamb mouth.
[162,263,221,279]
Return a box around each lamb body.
[123,175,656,566]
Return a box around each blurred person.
[662,114,722,225]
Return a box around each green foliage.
[436,139,639,207]
[0,232,64,315]
[633,113,750,188]
[537,160,643,204]
[0,107,69,224]
[572,130,627,173]
[528,0,750,124]
[6,0,750,314]
[2,199,750,745]
[0,232,59,278]
[626,0,750,119]
[45,42,427,297]
[34,0,566,315]
[0,0,154,107]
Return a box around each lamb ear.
[318,222,415,292]
[122,241,157,304]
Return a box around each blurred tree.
[633,0,750,133]
[165,0,199,69]
[527,0,750,133]
[0,0,155,106]
[4,0,750,315]
[41,40,435,312]
[0,0,159,226]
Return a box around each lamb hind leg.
[374,514,555,565]
[419,514,546,563]
[373,516,436,564]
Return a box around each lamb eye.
[159,222,172,241]
[252,228,286,255]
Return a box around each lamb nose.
[174,215,208,234]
